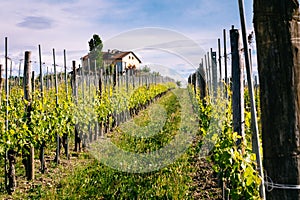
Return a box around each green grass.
[39,89,199,199]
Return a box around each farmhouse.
[82,49,142,74]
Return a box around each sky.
[0,0,255,83]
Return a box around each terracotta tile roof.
[83,50,142,63]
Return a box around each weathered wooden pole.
[38,45,43,99]
[206,52,210,92]
[72,61,80,152]
[126,69,129,93]
[38,46,46,172]
[64,49,68,97]
[204,54,209,95]
[218,38,222,83]
[18,59,22,86]
[4,37,10,193]
[53,49,60,164]
[23,51,34,181]
[113,65,117,90]
[230,27,245,147]
[95,60,98,90]
[72,61,77,102]
[63,49,69,159]
[211,48,218,97]
[198,61,207,100]
[80,64,85,100]
[46,65,49,90]
[9,59,12,87]
[254,0,299,199]
[223,29,228,93]
[0,64,3,105]
[88,58,91,97]
[31,71,35,100]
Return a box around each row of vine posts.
[0,37,175,194]
[188,1,265,199]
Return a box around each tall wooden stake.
[223,29,228,98]
[4,37,8,192]
[254,0,300,199]
[24,51,34,181]
[230,27,245,146]
[38,45,43,100]
[53,49,60,164]
[211,48,218,97]
[218,38,222,82]
[64,49,68,97]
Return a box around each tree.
[89,34,102,52]
[253,1,300,199]
[88,34,103,72]
[141,65,151,73]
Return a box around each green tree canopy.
[89,34,102,52]
[88,34,103,72]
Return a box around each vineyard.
[0,46,181,198]
[1,0,300,199]
[0,39,263,199]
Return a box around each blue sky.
[0,0,254,82]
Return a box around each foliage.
[88,34,103,72]
[88,34,103,52]
[188,85,261,200]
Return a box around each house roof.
[83,50,142,63]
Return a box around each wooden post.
[7,149,16,194]
[254,0,300,199]
[99,68,103,138]
[230,27,245,146]
[72,61,80,152]
[218,38,222,82]
[126,70,129,93]
[63,49,69,159]
[53,49,60,164]
[130,69,135,89]
[207,51,212,93]
[9,59,12,87]
[113,65,117,90]
[88,58,91,97]
[95,60,98,90]
[38,46,46,172]
[80,64,85,100]
[64,49,68,97]
[99,68,103,98]
[23,51,34,180]
[211,48,218,96]
[0,64,3,105]
[72,61,77,102]
[38,45,43,100]
[223,29,228,98]
[46,66,49,90]
[18,60,22,86]
[24,52,32,101]
[31,71,35,100]
[4,37,9,193]
[198,61,207,100]
[204,54,209,95]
